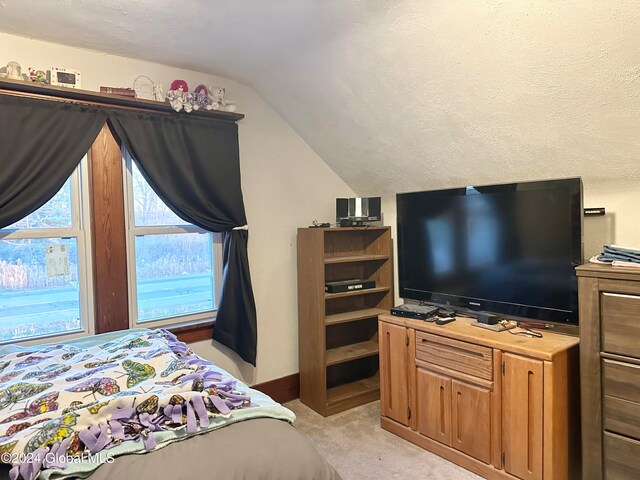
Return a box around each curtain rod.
[0,78,244,122]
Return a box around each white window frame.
[122,151,223,329]
[0,159,94,345]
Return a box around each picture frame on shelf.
[49,67,81,89]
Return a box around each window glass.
[7,178,72,229]
[131,161,189,227]
[125,151,219,327]
[134,233,214,322]
[0,237,81,341]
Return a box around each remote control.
[435,317,456,325]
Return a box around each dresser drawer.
[415,332,492,381]
[602,292,640,359]
[602,359,640,404]
[604,432,640,480]
[604,395,640,440]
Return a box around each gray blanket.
[55,418,341,480]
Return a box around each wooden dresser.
[379,314,580,480]
[577,264,640,480]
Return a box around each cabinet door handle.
[456,391,462,442]
[440,385,446,435]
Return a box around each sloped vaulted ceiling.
[0,0,638,196]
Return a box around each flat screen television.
[396,178,583,324]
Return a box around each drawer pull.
[603,292,640,300]
[420,339,485,358]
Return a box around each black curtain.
[109,111,257,365]
[0,94,257,366]
[0,95,107,228]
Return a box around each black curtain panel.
[0,95,107,228]
[213,230,257,365]
[108,111,257,365]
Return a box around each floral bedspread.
[0,329,288,480]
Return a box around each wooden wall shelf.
[0,77,244,122]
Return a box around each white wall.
[0,32,355,384]
[246,0,640,258]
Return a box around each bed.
[0,329,341,480]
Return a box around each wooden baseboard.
[252,373,300,404]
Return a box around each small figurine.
[166,79,190,112]
[28,68,48,84]
[182,91,193,113]
[5,61,23,80]
[35,71,47,84]
[191,84,212,111]
[207,86,225,110]
[207,85,237,112]
[152,82,164,102]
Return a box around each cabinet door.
[503,353,543,480]
[379,321,409,425]
[417,368,451,446]
[451,379,491,464]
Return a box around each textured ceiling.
[0,0,638,196]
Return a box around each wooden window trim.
[90,125,130,333]
[168,320,215,343]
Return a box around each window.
[123,151,222,328]
[0,161,93,343]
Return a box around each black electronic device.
[396,178,583,325]
[390,303,439,321]
[309,221,331,228]
[476,312,500,325]
[336,197,381,226]
[584,207,605,216]
[324,279,375,293]
[435,317,456,325]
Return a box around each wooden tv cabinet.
[379,314,580,480]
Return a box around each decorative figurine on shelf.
[28,68,48,84]
[191,84,212,111]
[152,82,164,102]
[166,79,192,112]
[207,86,237,112]
[165,80,237,114]
[5,61,24,80]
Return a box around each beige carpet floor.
[285,399,482,480]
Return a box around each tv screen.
[396,178,583,324]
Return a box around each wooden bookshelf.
[297,226,392,416]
